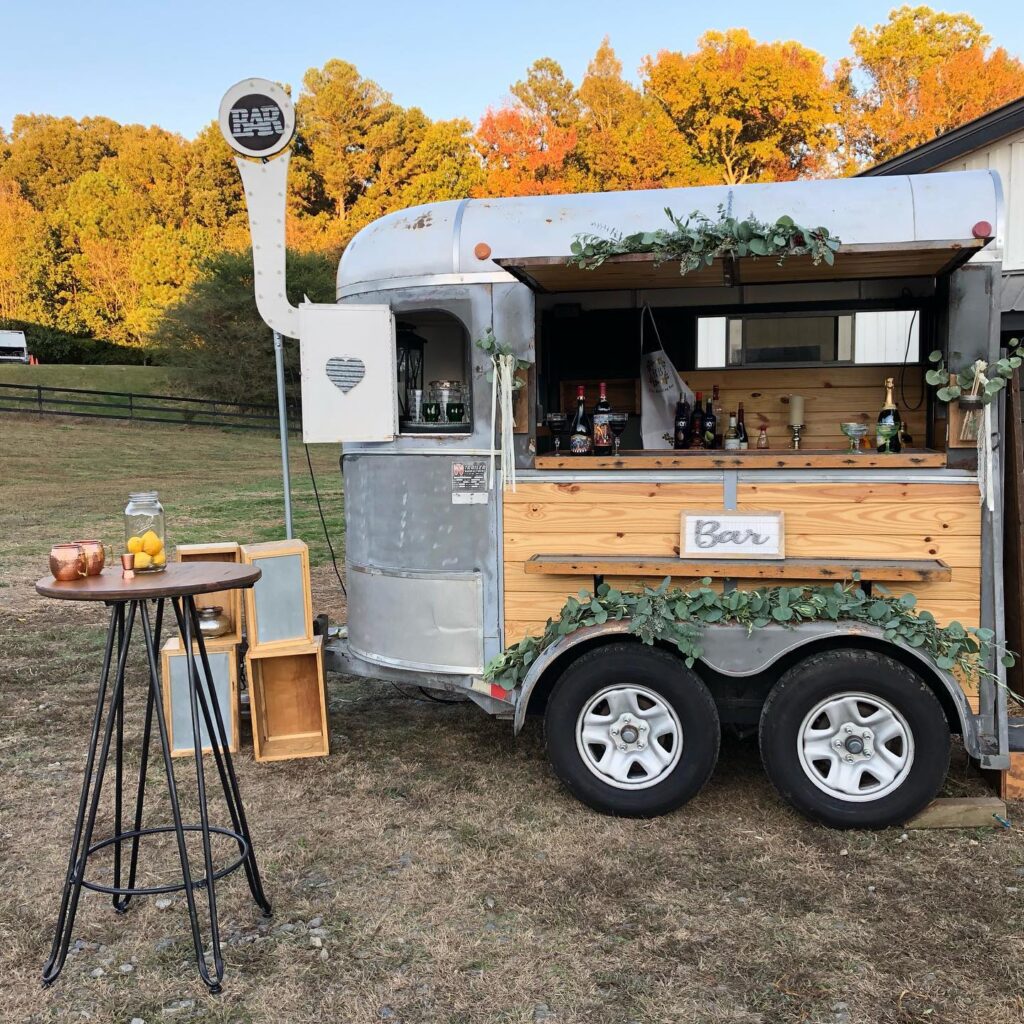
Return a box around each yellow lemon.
[141,530,163,556]
[127,536,144,554]
[153,550,166,566]
[134,551,152,569]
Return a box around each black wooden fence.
[0,383,301,432]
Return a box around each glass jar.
[124,491,167,572]
[197,605,231,638]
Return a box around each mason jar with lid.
[124,491,167,572]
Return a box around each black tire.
[544,643,720,817]
[759,649,951,829]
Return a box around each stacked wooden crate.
[241,540,330,762]
[161,543,244,758]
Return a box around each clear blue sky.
[2,0,1022,139]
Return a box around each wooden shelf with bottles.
[533,449,948,471]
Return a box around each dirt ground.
[2,414,1023,1024]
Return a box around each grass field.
[0,363,189,395]
[2,413,1024,1024]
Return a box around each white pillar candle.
[788,395,805,426]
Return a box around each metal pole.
[273,330,294,539]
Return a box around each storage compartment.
[175,542,243,643]
[246,636,329,762]
[241,540,313,649]
[161,637,240,757]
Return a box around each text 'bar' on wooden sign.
[681,510,785,560]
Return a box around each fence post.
[129,393,134,420]
[36,385,43,414]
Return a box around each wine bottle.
[703,395,717,449]
[673,392,691,450]
[876,376,902,453]
[593,382,612,454]
[736,402,749,449]
[712,385,725,449]
[569,385,593,455]
[689,391,705,449]
[724,412,740,450]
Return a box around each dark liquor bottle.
[689,391,705,449]
[569,385,593,455]
[876,376,902,453]
[703,395,717,449]
[736,402,749,449]
[673,392,691,450]
[593,381,612,454]
[712,385,724,449]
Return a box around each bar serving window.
[697,310,919,368]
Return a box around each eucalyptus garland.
[925,337,1022,405]
[484,577,1014,692]
[567,205,841,276]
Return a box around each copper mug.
[71,539,110,576]
[49,543,88,581]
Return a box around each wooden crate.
[161,637,240,757]
[175,542,243,644]
[241,540,313,651]
[246,635,329,762]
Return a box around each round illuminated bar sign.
[219,78,295,159]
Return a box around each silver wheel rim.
[797,691,915,803]
[575,684,683,790]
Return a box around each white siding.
[936,127,1024,270]
[697,317,727,367]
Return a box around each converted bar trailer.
[248,164,1019,827]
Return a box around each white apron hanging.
[639,303,694,450]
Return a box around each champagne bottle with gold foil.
[876,377,902,453]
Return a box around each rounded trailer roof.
[337,170,1001,297]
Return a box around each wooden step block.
[161,637,240,757]
[246,636,329,762]
[241,539,313,651]
[175,542,243,644]
[905,796,1007,829]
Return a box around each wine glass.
[545,412,567,454]
[608,412,629,456]
[840,422,869,454]
[876,422,899,454]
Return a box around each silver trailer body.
[320,172,1014,772]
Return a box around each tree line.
[1,4,1022,369]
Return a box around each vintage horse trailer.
[240,152,1019,826]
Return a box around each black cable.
[304,443,346,599]
[899,307,924,412]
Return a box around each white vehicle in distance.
[0,330,29,363]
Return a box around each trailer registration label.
[452,461,489,505]
[681,510,785,560]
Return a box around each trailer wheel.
[544,643,719,817]
[759,650,950,829]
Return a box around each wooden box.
[246,636,329,762]
[241,540,313,650]
[161,637,240,757]
[176,542,243,643]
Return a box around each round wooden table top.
[36,561,262,602]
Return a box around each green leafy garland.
[925,337,1022,405]
[484,577,1014,692]
[474,328,532,389]
[566,205,842,276]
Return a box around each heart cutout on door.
[326,356,366,394]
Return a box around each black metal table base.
[43,595,271,994]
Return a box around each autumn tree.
[844,5,1024,164]
[643,29,839,185]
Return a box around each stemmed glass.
[545,412,567,454]
[608,412,629,456]
[840,422,869,454]
[876,422,899,454]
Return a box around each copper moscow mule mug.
[71,539,110,576]
[49,543,88,582]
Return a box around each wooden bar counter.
[534,449,948,471]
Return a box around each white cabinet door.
[299,302,397,443]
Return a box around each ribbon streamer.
[488,352,518,492]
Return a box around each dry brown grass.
[2,414,1024,1024]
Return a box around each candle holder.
[789,423,805,450]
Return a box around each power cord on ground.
[304,443,347,599]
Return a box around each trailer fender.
[512,621,980,756]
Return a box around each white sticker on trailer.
[452,461,489,504]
